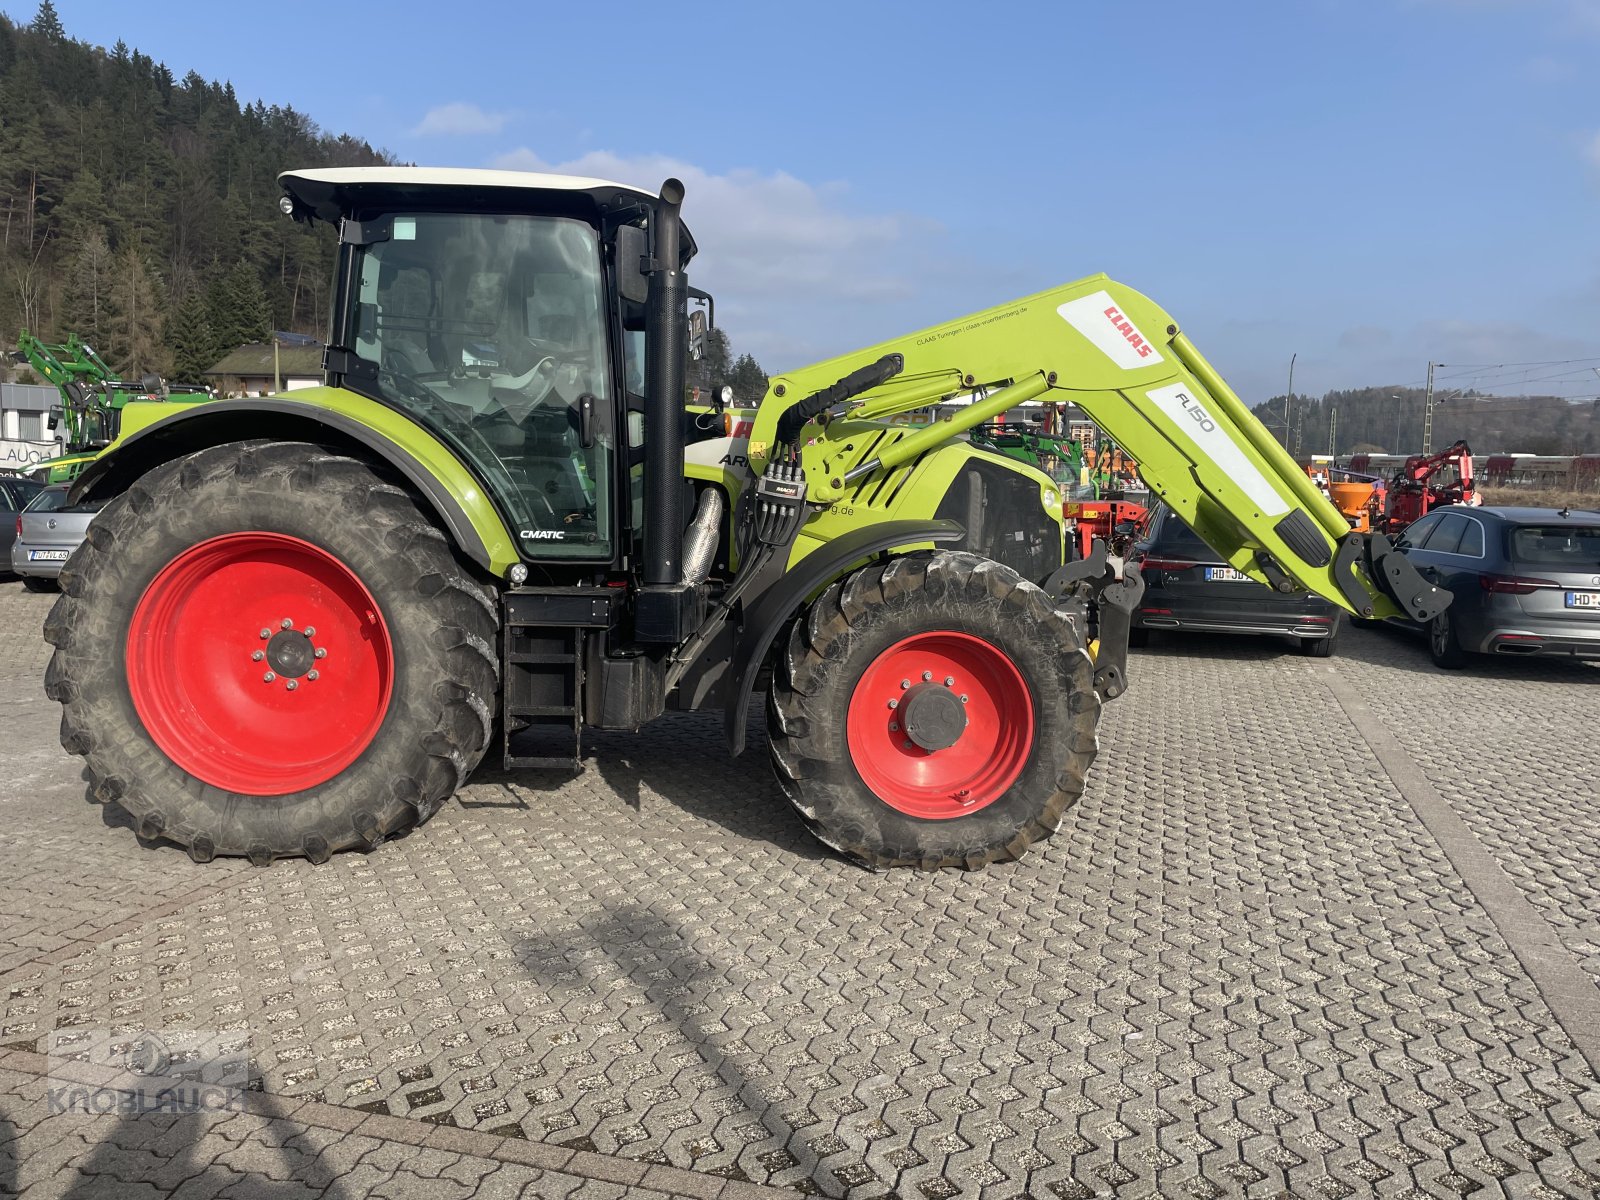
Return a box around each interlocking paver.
[2,579,1600,1197]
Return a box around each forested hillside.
[1249,386,1600,457]
[0,1,388,380]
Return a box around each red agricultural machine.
[1381,440,1476,533]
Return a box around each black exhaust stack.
[635,178,697,644]
[643,178,687,588]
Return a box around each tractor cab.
[279,167,698,569]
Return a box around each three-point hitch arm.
[745,274,1450,631]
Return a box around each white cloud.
[412,103,512,138]
[489,148,949,370]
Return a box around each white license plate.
[28,549,69,562]
[1565,591,1600,609]
[1205,567,1248,582]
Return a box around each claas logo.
[1102,306,1155,359]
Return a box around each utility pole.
[1328,406,1338,457]
[1285,352,1297,452]
[1422,361,1445,455]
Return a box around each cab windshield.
[351,213,613,560]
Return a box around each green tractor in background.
[45,167,1444,870]
[9,331,213,482]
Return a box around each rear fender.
[70,391,520,574]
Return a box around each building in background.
[203,338,324,397]
[0,383,65,472]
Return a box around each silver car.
[10,485,102,593]
[1387,505,1600,667]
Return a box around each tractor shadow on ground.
[506,899,826,1192]
[471,701,832,866]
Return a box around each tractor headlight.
[507,563,528,586]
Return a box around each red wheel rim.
[845,631,1033,820]
[126,533,394,795]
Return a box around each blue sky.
[19,0,1600,405]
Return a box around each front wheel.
[768,551,1100,870]
[44,442,499,865]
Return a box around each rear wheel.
[44,442,499,865]
[768,551,1099,870]
[1298,616,1342,658]
[1427,606,1468,669]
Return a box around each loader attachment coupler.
[1043,542,1144,701]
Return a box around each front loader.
[45,167,1445,870]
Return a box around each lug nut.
[314,648,327,659]
[887,698,898,709]
[900,679,910,689]
[959,694,969,703]
[263,672,276,683]
[303,626,315,637]
[889,722,899,732]
[281,618,294,630]
[251,650,264,662]
[259,628,271,639]
[902,740,913,750]
[922,671,932,682]
[944,676,954,687]
[286,679,298,691]
[306,670,319,682]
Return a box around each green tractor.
[10,331,213,482]
[45,167,1444,869]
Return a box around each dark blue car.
[1128,503,1343,657]
[1386,505,1600,668]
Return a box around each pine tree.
[208,258,270,351]
[62,227,114,348]
[167,288,217,382]
[727,353,770,405]
[29,0,64,40]
[106,246,168,375]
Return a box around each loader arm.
[748,274,1447,623]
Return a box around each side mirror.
[688,309,706,362]
[615,225,648,304]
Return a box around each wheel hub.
[845,631,1034,820]
[899,682,967,751]
[126,533,392,796]
[265,628,316,678]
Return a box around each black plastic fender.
[724,519,966,755]
[68,399,495,569]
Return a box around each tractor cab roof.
[278,166,697,260]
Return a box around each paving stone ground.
[1,577,1597,1199]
